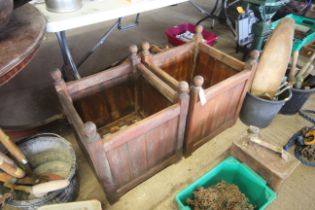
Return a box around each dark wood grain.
[0,4,46,85]
[145,41,257,156]
[52,55,189,203]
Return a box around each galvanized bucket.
[6,133,77,210]
[45,0,82,13]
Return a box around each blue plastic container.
[176,156,276,210]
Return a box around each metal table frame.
[55,14,140,80]
[37,0,228,80]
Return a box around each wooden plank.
[223,83,244,122]
[159,51,193,83]
[138,77,173,116]
[66,62,132,99]
[116,155,178,195]
[70,72,132,101]
[150,42,194,66]
[209,61,237,86]
[161,118,178,157]
[127,135,148,178]
[199,43,245,70]
[209,90,231,132]
[144,62,180,90]
[106,145,132,187]
[103,104,180,151]
[137,64,177,103]
[205,70,251,99]
[194,51,215,87]
[74,92,113,128]
[55,87,85,137]
[145,126,165,168]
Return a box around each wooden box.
[52,46,189,203]
[141,26,258,155]
[230,138,300,191]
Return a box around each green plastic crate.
[176,156,276,210]
[272,14,315,51]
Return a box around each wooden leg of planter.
[83,122,119,203]
[176,81,190,158]
[184,75,204,156]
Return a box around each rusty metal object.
[0,4,46,86]
[0,0,13,31]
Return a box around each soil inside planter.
[186,181,255,210]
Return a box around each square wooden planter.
[141,26,258,155]
[52,46,189,203]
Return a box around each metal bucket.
[45,0,82,13]
[6,133,77,210]
[280,87,315,115]
[240,89,292,128]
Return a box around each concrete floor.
[2,1,315,210]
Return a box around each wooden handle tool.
[303,64,314,79]
[0,157,25,178]
[249,136,288,161]
[0,129,35,180]
[5,179,70,198]
[289,50,299,84]
[0,172,36,185]
[0,129,27,165]
[297,52,315,78]
[0,152,14,165]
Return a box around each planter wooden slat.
[52,46,190,203]
[141,26,259,155]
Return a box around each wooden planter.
[52,46,189,203]
[141,26,259,155]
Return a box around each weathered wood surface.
[230,136,300,191]
[251,18,295,97]
[67,63,133,100]
[143,41,257,155]
[52,50,189,203]
[0,4,46,85]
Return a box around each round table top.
[0,4,46,86]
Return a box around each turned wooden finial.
[178,81,189,94]
[249,50,260,61]
[193,75,204,87]
[129,44,138,54]
[51,68,63,83]
[245,50,260,69]
[142,41,150,52]
[141,41,152,63]
[129,44,140,66]
[83,121,100,142]
[196,25,203,34]
[194,25,203,43]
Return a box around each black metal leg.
[55,15,140,80]
[77,20,120,68]
[56,31,81,80]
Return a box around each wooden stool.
[231,135,300,191]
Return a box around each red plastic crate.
[165,23,218,46]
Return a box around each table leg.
[77,20,120,68]
[56,31,81,80]
[55,15,140,80]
